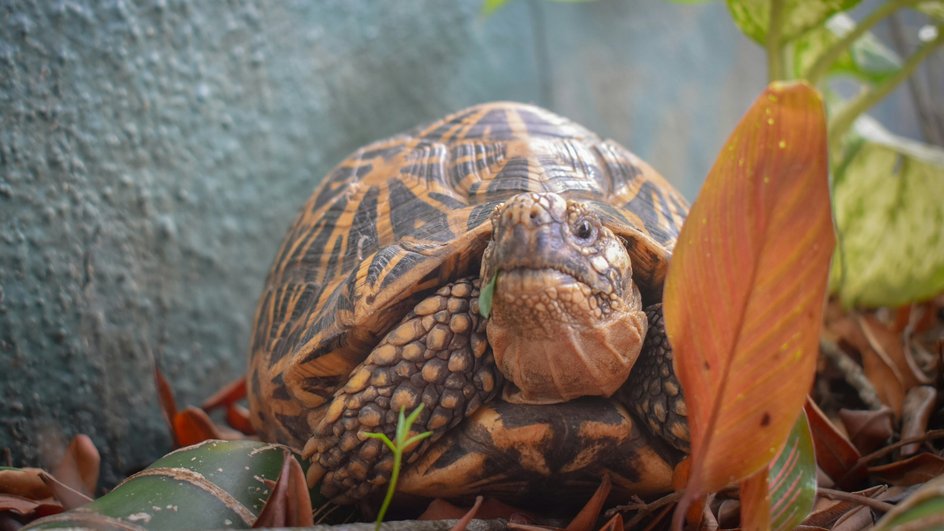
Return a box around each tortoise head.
[480,192,648,404]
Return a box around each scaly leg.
[303,278,502,503]
[621,303,690,452]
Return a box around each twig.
[888,12,944,147]
[806,0,919,84]
[838,429,944,486]
[766,0,786,82]
[857,429,944,467]
[829,28,944,144]
[817,487,896,513]
[820,338,884,410]
[606,491,682,530]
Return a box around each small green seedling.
[361,404,432,530]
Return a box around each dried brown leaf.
[0,468,52,500]
[804,399,865,489]
[0,494,62,518]
[832,317,906,416]
[858,314,930,389]
[900,385,937,455]
[38,471,92,510]
[804,485,886,528]
[869,452,944,486]
[839,408,894,455]
[831,505,874,531]
[51,434,99,499]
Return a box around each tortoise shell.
[248,102,688,448]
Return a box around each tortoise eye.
[573,218,595,241]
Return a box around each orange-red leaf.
[201,377,248,411]
[739,468,770,531]
[664,82,833,519]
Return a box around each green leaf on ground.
[875,474,944,530]
[726,0,861,44]
[24,440,307,530]
[830,116,944,308]
[794,14,901,83]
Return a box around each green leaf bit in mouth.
[479,273,498,318]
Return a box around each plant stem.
[766,0,787,82]
[806,0,919,85]
[374,447,402,531]
[829,29,944,145]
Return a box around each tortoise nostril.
[529,207,540,220]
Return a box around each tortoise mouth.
[491,267,609,328]
[497,267,589,291]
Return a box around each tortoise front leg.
[304,278,502,503]
[621,303,690,453]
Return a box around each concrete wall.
[0,0,925,484]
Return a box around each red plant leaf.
[226,403,257,435]
[664,82,833,524]
[172,406,244,447]
[565,473,610,531]
[155,366,179,443]
[202,377,248,411]
[253,450,313,528]
[739,468,770,531]
[449,496,484,531]
[38,472,92,510]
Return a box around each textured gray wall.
[5,0,922,486]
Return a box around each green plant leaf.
[830,116,944,307]
[917,1,944,22]
[769,410,817,531]
[794,14,901,83]
[481,0,509,15]
[726,0,862,44]
[875,474,944,530]
[23,440,307,529]
[364,404,432,531]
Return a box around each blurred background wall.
[0,0,934,484]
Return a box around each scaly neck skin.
[481,192,648,404]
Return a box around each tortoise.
[247,102,691,506]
